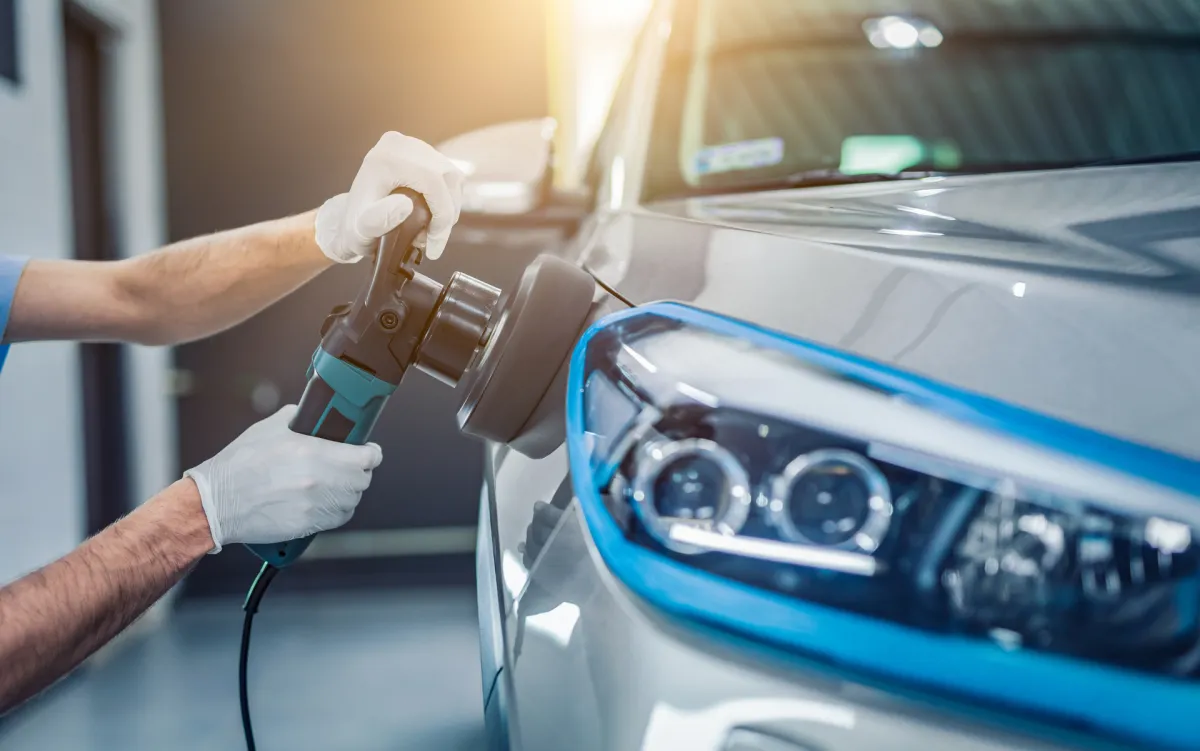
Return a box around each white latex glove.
[315,131,465,264]
[183,406,383,553]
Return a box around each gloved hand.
[183,405,383,553]
[315,131,465,264]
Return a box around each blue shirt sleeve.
[0,255,30,374]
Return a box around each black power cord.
[239,562,279,751]
[583,265,635,308]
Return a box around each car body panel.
[577,165,1200,461]
[477,482,506,702]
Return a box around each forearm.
[0,480,213,712]
[120,209,329,344]
[6,209,329,346]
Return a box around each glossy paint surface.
[588,163,1200,461]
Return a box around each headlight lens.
[566,303,1200,749]
[631,437,753,549]
[769,448,892,552]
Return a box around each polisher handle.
[244,357,391,568]
[243,190,431,569]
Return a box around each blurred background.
[0,0,647,747]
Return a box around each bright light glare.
[501,550,528,600]
[609,155,626,210]
[643,697,856,749]
[526,602,581,648]
[667,524,879,576]
[1012,282,1027,298]
[569,0,652,183]
[1146,517,1192,554]
[879,228,943,237]
[473,181,528,199]
[897,205,955,221]
[449,158,475,176]
[865,16,943,50]
[620,343,657,374]
[574,0,651,27]
[676,382,720,408]
[882,18,919,49]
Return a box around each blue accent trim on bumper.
[564,302,1200,750]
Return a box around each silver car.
[441,1,1200,748]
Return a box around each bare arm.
[4,209,329,346]
[0,479,213,712]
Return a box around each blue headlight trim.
[565,302,1200,750]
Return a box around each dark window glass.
[645,0,1200,200]
[0,0,17,86]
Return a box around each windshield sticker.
[694,137,784,176]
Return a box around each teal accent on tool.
[244,350,398,566]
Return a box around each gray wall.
[0,0,170,588]
[160,0,549,236]
[158,0,550,594]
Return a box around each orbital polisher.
[238,189,596,750]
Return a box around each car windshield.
[643,0,1200,200]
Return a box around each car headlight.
[565,302,1200,750]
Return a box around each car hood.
[589,163,1200,460]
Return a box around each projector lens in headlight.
[631,437,751,551]
[770,449,892,552]
[565,303,1200,750]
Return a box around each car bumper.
[500,500,1092,751]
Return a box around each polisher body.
[246,190,595,568]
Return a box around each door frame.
[62,1,132,535]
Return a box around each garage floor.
[0,589,486,751]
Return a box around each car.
[437,1,1200,749]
